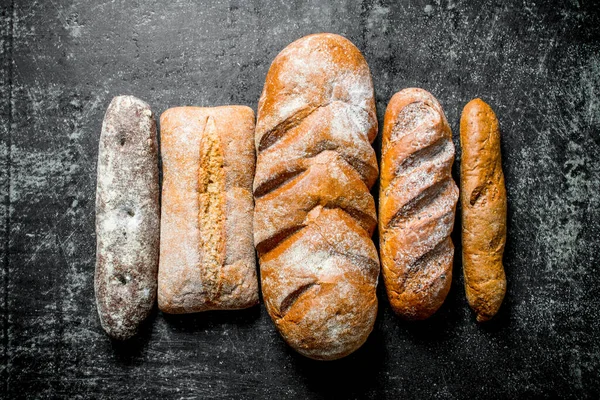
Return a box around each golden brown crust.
[379,88,459,320]
[460,98,507,322]
[158,106,259,314]
[254,33,379,360]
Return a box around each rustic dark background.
[1,0,599,398]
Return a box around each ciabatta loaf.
[159,106,259,314]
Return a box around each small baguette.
[158,106,259,314]
[379,88,459,320]
[460,98,507,322]
[95,95,160,340]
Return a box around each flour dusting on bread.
[254,33,379,360]
[95,95,160,340]
[379,88,459,321]
[159,106,259,313]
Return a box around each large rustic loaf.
[379,88,459,320]
[254,33,380,360]
[158,106,259,314]
[95,95,160,340]
[460,98,507,322]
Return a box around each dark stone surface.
[1,0,599,398]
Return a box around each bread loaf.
[254,33,380,360]
[460,98,507,322]
[158,106,259,314]
[379,88,459,320]
[95,95,160,340]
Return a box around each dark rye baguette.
[460,98,507,322]
[254,33,380,360]
[95,95,160,340]
[158,106,259,314]
[379,88,459,320]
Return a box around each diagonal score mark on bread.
[254,100,379,198]
[258,99,375,153]
[276,281,319,319]
[270,208,380,320]
[379,88,459,321]
[386,179,455,229]
[254,150,377,254]
[254,33,380,360]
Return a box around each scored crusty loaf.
[254,33,380,360]
[158,106,259,314]
[379,88,459,320]
[95,95,160,340]
[460,98,507,322]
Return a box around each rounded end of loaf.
[255,32,377,150]
[462,97,491,115]
[381,88,450,156]
[475,313,490,323]
[107,95,152,113]
[272,282,378,361]
[260,209,379,359]
[94,271,151,341]
[259,206,380,361]
[466,274,507,323]
[101,95,155,147]
[385,268,452,321]
[286,32,356,47]
[460,98,498,140]
[385,88,445,113]
[98,318,139,341]
[381,236,455,321]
